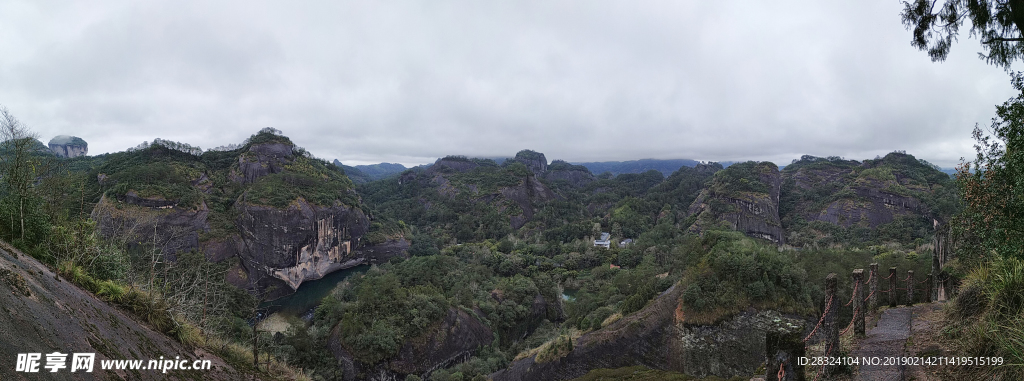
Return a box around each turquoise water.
[561,288,578,301]
[260,265,369,317]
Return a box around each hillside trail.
[850,302,946,381]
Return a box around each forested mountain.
[0,127,956,380]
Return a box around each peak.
[48,135,87,146]
[514,149,546,162]
[47,135,88,158]
[244,127,294,148]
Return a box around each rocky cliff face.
[329,308,493,380]
[230,141,294,184]
[543,160,595,188]
[507,149,548,176]
[501,175,559,229]
[779,153,949,232]
[490,284,806,381]
[48,135,88,158]
[91,135,391,299]
[230,200,369,299]
[686,162,785,244]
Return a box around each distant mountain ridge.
[572,159,737,177]
[333,160,408,183]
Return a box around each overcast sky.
[0,1,1016,167]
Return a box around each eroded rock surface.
[687,162,785,244]
[48,135,88,158]
[0,242,247,380]
[233,199,369,299]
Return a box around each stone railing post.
[869,263,879,312]
[823,273,839,377]
[766,331,806,381]
[853,269,865,337]
[889,267,898,307]
[932,252,941,301]
[925,273,933,303]
[907,270,915,305]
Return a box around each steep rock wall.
[234,199,369,298]
[687,163,785,244]
[230,142,294,184]
[47,135,88,158]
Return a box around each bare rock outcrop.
[686,162,785,244]
[543,160,595,188]
[91,194,209,261]
[232,199,370,299]
[506,149,548,176]
[230,141,294,184]
[48,135,88,158]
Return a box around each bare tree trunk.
[19,197,24,241]
[252,323,259,369]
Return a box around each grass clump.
[942,257,1024,379]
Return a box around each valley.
[0,128,955,380]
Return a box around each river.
[259,264,370,319]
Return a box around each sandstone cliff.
[686,161,785,244]
[90,131,393,299]
[48,135,88,158]
[542,160,595,188]
[506,149,548,176]
[778,153,955,243]
[229,199,369,299]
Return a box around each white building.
[594,232,611,248]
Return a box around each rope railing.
[803,294,833,343]
[768,264,934,380]
[844,282,860,306]
[840,309,859,336]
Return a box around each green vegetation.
[707,161,774,196]
[779,152,957,247]
[902,5,1024,377]
[0,101,963,380]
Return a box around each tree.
[901,0,1024,68]
[956,74,1024,260]
[0,106,47,245]
[901,2,1024,259]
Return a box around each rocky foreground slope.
[0,242,248,381]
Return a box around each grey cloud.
[0,0,1016,169]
